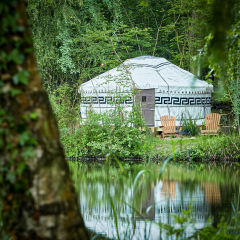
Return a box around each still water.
[70,163,240,239]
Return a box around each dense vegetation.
[0,0,240,239]
[0,0,89,239]
[27,0,210,87]
[25,0,240,158]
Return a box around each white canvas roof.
[79,56,213,94]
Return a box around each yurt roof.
[79,56,213,93]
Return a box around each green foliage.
[197,215,240,240]
[155,135,240,162]
[203,0,240,132]
[49,83,157,159]
[187,135,240,162]
[181,114,200,136]
[158,205,196,239]
[0,0,37,187]
[76,108,147,158]
[26,0,212,95]
[0,206,11,240]
[13,70,29,85]
[48,83,79,129]
[157,206,240,239]
[29,112,38,120]
[0,2,39,234]
[27,0,155,90]
[70,108,154,158]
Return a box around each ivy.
[29,112,38,120]
[9,88,22,97]
[7,49,24,64]
[13,70,29,85]
[0,2,38,234]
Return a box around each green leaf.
[112,154,127,176]
[6,172,15,184]
[21,147,35,160]
[110,197,120,240]
[7,49,23,64]
[17,162,25,176]
[30,112,38,120]
[13,70,29,85]
[24,48,33,53]
[19,131,30,146]
[12,149,18,159]
[139,0,148,6]
[9,88,22,97]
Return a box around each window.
[142,96,146,102]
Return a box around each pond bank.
[155,134,240,162]
[65,134,240,163]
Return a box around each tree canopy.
[27,0,211,89]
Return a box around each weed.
[181,113,200,136]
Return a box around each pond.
[69,162,240,240]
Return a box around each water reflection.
[70,164,239,240]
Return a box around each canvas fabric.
[79,56,213,126]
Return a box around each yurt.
[79,56,213,127]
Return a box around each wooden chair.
[200,113,221,135]
[160,115,178,139]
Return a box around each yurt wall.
[79,56,213,127]
[155,91,212,126]
[80,91,133,120]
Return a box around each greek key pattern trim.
[81,96,211,105]
[81,96,133,104]
[155,97,211,105]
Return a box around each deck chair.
[160,115,178,139]
[200,113,221,135]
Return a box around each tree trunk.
[0,0,89,239]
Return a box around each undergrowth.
[49,83,157,159]
[155,134,240,162]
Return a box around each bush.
[181,113,200,136]
[49,84,157,159]
[69,105,156,158]
[187,134,240,161]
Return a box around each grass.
[151,134,240,162]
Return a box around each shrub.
[49,84,157,159]
[181,113,200,136]
[188,134,240,161]
[71,105,156,158]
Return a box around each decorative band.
[81,96,211,106]
[155,97,211,105]
[81,96,133,104]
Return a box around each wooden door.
[135,89,155,127]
